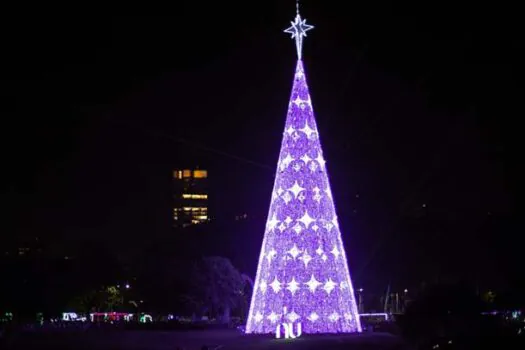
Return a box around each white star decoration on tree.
[331,246,340,258]
[280,154,294,171]
[305,274,322,293]
[259,280,267,293]
[289,181,305,198]
[329,312,340,322]
[324,221,334,232]
[285,125,295,136]
[300,153,312,164]
[307,312,319,322]
[284,13,314,59]
[315,153,326,171]
[298,211,316,228]
[293,95,311,109]
[293,96,303,107]
[266,214,279,232]
[287,311,300,322]
[324,278,336,294]
[270,277,281,293]
[287,277,300,295]
[288,244,301,259]
[300,249,312,267]
[267,311,279,323]
[282,191,292,204]
[266,248,277,264]
[309,161,318,172]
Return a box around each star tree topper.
[284,5,314,59]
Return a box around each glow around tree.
[245,8,362,334]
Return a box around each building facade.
[173,169,209,228]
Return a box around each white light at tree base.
[245,4,361,334]
[276,322,303,339]
[275,307,303,339]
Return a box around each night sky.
[2,3,522,289]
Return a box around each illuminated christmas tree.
[245,5,362,334]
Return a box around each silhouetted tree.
[188,256,244,323]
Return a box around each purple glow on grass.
[245,60,361,334]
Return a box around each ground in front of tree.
[8,329,408,349]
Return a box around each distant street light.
[357,288,364,313]
[125,284,130,289]
[404,289,408,293]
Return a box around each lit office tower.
[173,169,209,228]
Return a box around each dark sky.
[2,3,522,286]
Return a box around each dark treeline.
[1,214,523,319]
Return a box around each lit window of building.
[194,170,207,178]
[173,168,209,228]
[182,194,208,199]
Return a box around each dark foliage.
[399,282,524,349]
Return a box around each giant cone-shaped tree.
[245,59,362,334]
